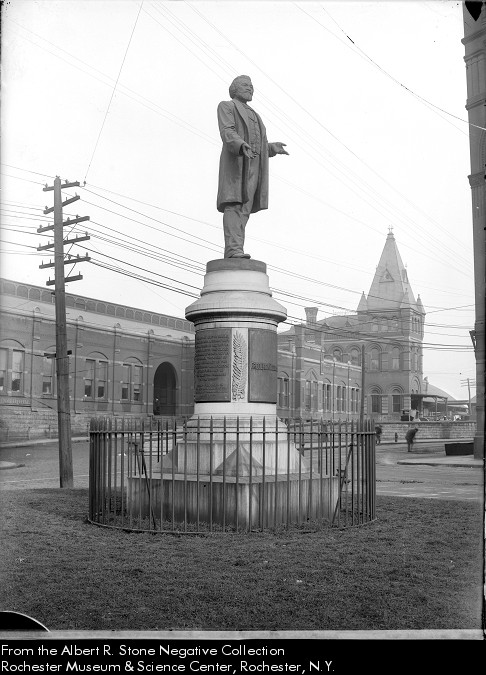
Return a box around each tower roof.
[357,291,368,312]
[362,230,419,312]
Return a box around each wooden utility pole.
[39,177,90,488]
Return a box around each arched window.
[332,348,342,362]
[370,389,382,414]
[370,348,380,371]
[0,340,26,395]
[336,385,342,412]
[391,388,403,413]
[350,386,360,413]
[322,381,332,412]
[278,376,290,409]
[42,347,56,396]
[411,348,418,371]
[12,350,24,393]
[391,347,400,370]
[350,347,360,366]
[0,348,7,393]
[122,358,144,403]
[84,353,109,400]
[305,371,319,411]
[305,380,311,411]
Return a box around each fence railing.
[88,416,376,534]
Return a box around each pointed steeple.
[366,230,418,311]
[416,294,424,314]
[357,291,368,312]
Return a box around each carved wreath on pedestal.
[232,331,247,400]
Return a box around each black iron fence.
[88,416,376,534]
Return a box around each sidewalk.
[378,439,483,469]
[397,454,483,469]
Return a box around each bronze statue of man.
[216,75,288,259]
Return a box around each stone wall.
[378,421,476,442]
[0,406,89,442]
[0,407,156,443]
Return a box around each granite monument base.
[128,472,340,529]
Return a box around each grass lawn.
[0,488,483,632]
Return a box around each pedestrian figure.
[405,427,419,452]
[375,424,382,444]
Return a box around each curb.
[0,462,25,470]
[397,458,483,469]
[0,437,88,450]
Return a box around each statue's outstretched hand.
[270,142,289,155]
[240,142,256,159]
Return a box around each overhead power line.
[2,214,474,329]
[1,173,474,316]
[2,227,474,345]
[84,1,144,183]
[316,4,485,133]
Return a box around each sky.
[0,0,477,400]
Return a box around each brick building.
[0,278,195,440]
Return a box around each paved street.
[375,441,483,501]
[0,439,90,490]
[0,437,483,502]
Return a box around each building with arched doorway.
[0,278,195,440]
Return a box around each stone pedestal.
[187,258,286,414]
[178,258,308,475]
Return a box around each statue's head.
[229,75,253,102]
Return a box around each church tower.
[277,231,427,420]
[355,229,426,418]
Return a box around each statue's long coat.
[216,99,276,214]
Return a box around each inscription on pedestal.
[249,329,277,403]
[194,328,231,402]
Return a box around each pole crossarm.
[37,215,90,233]
[37,233,90,251]
[64,274,84,284]
[46,273,83,286]
[63,215,90,226]
[37,241,55,251]
[64,233,90,246]
[43,180,80,192]
[39,254,91,269]
[43,194,80,214]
